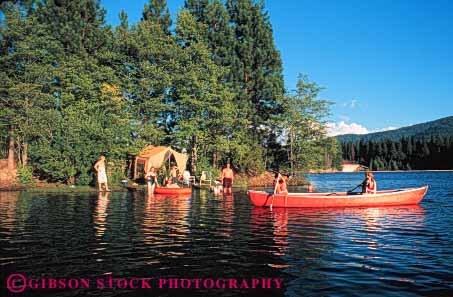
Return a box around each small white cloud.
[326,121,369,136]
[371,126,398,133]
[341,99,358,109]
[339,115,350,122]
[327,121,399,136]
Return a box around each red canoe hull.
[248,186,428,208]
[154,187,192,195]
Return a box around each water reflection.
[218,193,234,238]
[0,191,20,225]
[251,207,289,257]
[143,193,191,248]
[94,191,110,238]
[250,205,426,260]
[0,191,21,255]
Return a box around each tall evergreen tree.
[29,0,134,184]
[184,0,209,22]
[226,0,284,139]
[172,9,237,173]
[142,0,172,34]
[36,0,109,55]
[113,14,177,147]
[0,2,63,167]
[203,0,236,70]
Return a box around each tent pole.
[134,158,138,179]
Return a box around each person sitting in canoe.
[165,175,180,188]
[170,165,179,184]
[275,174,289,195]
[362,172,377,194]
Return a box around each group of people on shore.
[94,155,235,194]
[143,162,235,195]
[143,165,187,193]
[94,155,377,195]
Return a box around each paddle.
[273,173,280,194]
[347,182,364,194]
[270,173,281,210]
[326,183,363,196]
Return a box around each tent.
[133,146,188,179]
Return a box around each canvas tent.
[133,146,188,179]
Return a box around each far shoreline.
[308,169,453,174]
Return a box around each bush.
[194,157,221,180]
[17,166,35,186]
[76,171,93,186]
[107,160,127,185]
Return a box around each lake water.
[0,172,452,296]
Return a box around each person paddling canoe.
[362,171,377,194]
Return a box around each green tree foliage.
[1,0,135,184]
[142,0,172,34]
[277,75,334,173]
[184,0,209,22]
[226,0,284,138]
[1,0,345,185]
[172,10,238,173]
[112,15,177,147]
[0,2,61,166]
[36,0,109,55]
[192,0,235,71]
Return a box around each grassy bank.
[234,171,310,188]
[1,171,311,192]
[23,186,126,193]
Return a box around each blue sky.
[101,0,453,135]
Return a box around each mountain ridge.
[336,116,453,143]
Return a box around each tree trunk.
[212,151,217,169]
[21,142,28,167]
[289,129,294,175]
[7,127,15,170]
[191,135,198,174]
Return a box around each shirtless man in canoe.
[221,163,234,195]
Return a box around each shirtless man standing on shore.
[221,163,234,195]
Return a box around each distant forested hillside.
[337,117,453,170]
[337,116,453,143]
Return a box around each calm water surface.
[1,172,452,296]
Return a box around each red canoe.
[248,186,428,208]
[154,187,192,195]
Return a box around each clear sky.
[101,0,453,135]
